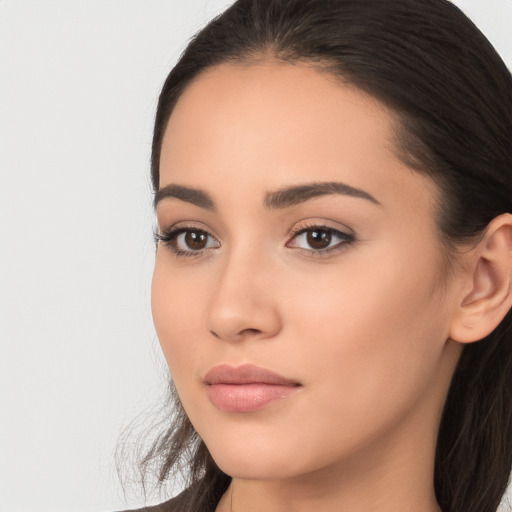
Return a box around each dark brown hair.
[139,1,512,511]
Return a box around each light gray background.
[0,1,510,511]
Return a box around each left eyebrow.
[264,181,381,209]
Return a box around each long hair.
[143,1,512,511]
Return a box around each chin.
[212,451,296,481]
[203,431,320,481]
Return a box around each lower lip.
[206,383,299,412]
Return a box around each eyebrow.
[264,181,381,209]
[154,181,381,210]
[154,184,216,210]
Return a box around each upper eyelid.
[156,220,355,247]
[157,221,220,238]
[287,225,354,244]
[158,226,220,245]
[287,219,354,238]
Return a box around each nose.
[206,249,282,342]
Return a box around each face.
[152,61,462,482]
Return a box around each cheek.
[151,256,209,376]
[282,246,449,425]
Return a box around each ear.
[449,213,512,343]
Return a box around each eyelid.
[285,220,356,256]
[286,219,354,239]
[156,219,221,240]
[155,222,221,258]
[155,219,355,259]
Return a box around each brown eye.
[306,229,332,249]
[157,227,220,257]
[185,230,208,250]
[286,225,355,255]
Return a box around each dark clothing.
[120,483,225,512]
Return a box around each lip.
[204,364,301,413]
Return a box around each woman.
[127,0,512,511]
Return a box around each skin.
[151,60,469,512]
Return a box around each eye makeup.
[155,219,356,260]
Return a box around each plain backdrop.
[0,1,511,511]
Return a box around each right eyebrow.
[154,184,216,211]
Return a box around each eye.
[287,224,355,254]
[156,227,220,257]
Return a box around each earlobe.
[449,213,512,344]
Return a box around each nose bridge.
[206,240,281,341]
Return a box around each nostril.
[241,328,262,336]
[209,327,263,340]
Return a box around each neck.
[222,443,441,512]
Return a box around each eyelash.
[286,222,356,257]
[154,226,218,259]
[155,223,356,259]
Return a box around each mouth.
[203,364,302,413]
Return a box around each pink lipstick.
[203,364,301,413]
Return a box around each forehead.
[162,61,396,172]
[159,60,437,217]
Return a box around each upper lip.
[204,364,300,386]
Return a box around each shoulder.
[117,488,191,512]
[116,483,221,512]
[116,498,176,512]
[116,476,229,512]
